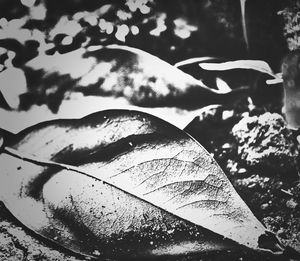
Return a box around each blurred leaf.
[266,73,283,85]
[175,57,220,68]
[199,60,278,79]
[215,77,232,93]
[23,44,250,112]
[0,67,27,109]
[173,18,197,39]
[0,93,209,133]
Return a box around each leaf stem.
[3,146,101,183]
[240,0,249,51]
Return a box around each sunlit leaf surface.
[0,110,282,259]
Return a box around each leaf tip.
[258,231,284,253]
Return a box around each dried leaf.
[0,110,283,259]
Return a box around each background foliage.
[0,0,293,73]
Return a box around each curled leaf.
[174,57,220,68]
[199,60,279,79]
[266,73,283,85]
[0,110,283,259]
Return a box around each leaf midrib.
[3,145,238,246]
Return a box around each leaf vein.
[176,199,227,210]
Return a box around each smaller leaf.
[215,77,232,93]
[174,57,220,68]
[266,73,283,85]
[199,60,278,79]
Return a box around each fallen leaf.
[0,110,284,259]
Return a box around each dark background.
[0,0,293,72]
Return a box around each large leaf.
[0,110,283,259]
[20,44,250,112]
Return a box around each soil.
[185,99,300,260]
